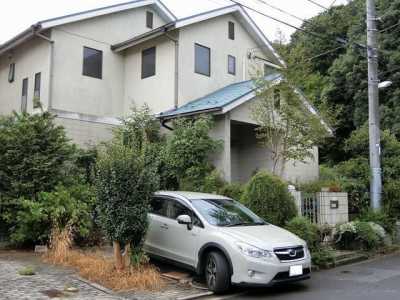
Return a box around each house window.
[21,78,28,113]
[274,89,281,110]
[146,11,154,29]
[228,55,236,75]
[83,47,103,79]
[228,21,235,40]
[264,64,275,76]
[195,43,210,76]
[8,63,15,83]
[33,72,41,108]
[142,47,156,79]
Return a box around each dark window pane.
[83,47,102,79]
[142,47,156,78]
[150,197,168,217]
[34,73,41,98]
[8,63,15,83]
[274,89,281,109]
[228,55,236,75]
[228,21,235,40]
[195,43,210,76]
[146,11,154,29]
[21,78,28,113]
[168,200,202,227]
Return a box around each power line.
[306,45,345,61]
[304,0,328,10]
[380,21,400,33]
[252,0,314,26]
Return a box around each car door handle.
[160,224,169,230]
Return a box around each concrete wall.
[123,35,176,114]
[317,192,349,225]
[54,117,115,147]
[177,14,272,106]
[0,37,50,115]
[283,147,319,183]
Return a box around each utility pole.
[366,0,382,210]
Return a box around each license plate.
[289,265,303,277]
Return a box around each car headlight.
[236,242,273,259]
[304,244,311,258]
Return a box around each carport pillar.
[223,113,232,182]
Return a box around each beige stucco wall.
[177,14,272,106]
[0,37,50,115]
[123,35,176,114]
[283,146,319,183]
[54,117,115,147]
[50,6,167,118]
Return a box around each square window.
[195,43,210,76]
[228,55,236,75]
[142,47,156,79]
[228,21,235,40]
[146,11,154,29]
[8,63,15,83]
[83,47,103,79]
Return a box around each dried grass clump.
[44,227,163,291]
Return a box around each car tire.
[205,251,231,294]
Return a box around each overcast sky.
[0,0,349,44]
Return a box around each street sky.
[0,0,349,44]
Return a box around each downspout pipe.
[34,29,54,111]
[165,31,179,109]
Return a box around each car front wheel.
[205,251,230,294]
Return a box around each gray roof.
[158,73,281,119]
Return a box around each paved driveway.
[0,251,121,300]
[219,252,400,300]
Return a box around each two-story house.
[0,0,320,183]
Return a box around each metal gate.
[301,193,319,224]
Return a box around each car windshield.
[191,198,267,227]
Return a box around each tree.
[251,75,329,176]
[95,106,159,270]
[0,112,76,241]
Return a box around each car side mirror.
[177,214,192,225]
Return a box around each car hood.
[220,224,305,250]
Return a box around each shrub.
[311,247,335,268]
[334,221,385,251]
[357,209,396,236]
[164,116,222,190]
[241,172,297,226]
[0,112,77,239]
[10,184,94,245]
[219,183,245,200]
[285,217,320,251]
[95,141,159,270]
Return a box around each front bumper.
[230,253,312,286]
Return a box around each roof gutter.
[0,24,42,57]
[157,107,222,121]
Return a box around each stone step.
[334,251,360,261]
[327,253,369,268]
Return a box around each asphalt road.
[217,252,400,300]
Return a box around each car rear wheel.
[205,251,230,294]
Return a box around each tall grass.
[44,227,163,291]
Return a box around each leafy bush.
[95,140,159,269]
[334,221,385,251]
[357,209,396,236]
[241,172,297,226]
[311,247,335,268]
[164,116,222,191]
[218,183,245,200]
[285,217,320,251]
[10,184,94,245]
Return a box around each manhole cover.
[40,289,65,298]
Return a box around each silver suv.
[144,191,311,293]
